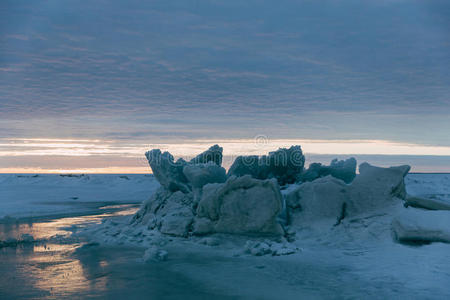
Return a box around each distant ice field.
[0,173,449,221]
[0,174,159,220]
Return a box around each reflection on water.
[30,247,93,297]
[0,242,108,299]
[0,204,138,241]
[0,205,137,299]
[0,204,231,300]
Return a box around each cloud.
[6,34,29,41]
[0,0,449,152]
[2,136,450,157]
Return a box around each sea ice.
[182,162,227,203]
[286,163,411,227]
[189,144,223,165]
[227,145,305,185]
[195,175,284,235]
[88,145,448,265]
[145,145,225,194]
[0,174,159,220]
[132,188,194,237]
[145,149,190,193]
[300,157,357,183]
[404,195,450,211]
[392,208,450,244]
[136,145,285,236]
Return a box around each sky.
[1,0,449,173]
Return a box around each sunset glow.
[1,138,450,173]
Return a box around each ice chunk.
[286,163,411,226]
[404,195,450,211]
[392,209,450,244]
[183,162,226,189]
[347,163,410,214]
[189,144,223,166]
[244,240,299,256]
[286,176,348,224]
[192,217,215,235]
[267,146,305,185]
[158,199,194,237]
[199,237,221,246]
[227,145,305,185]
[132,189,194,237]
[196,175,284,235]
[143,246,168,262]
[300,157,357,184]
[145,145,224,193]
[145,149,190,193]
[183,162,227,203]
[140,146,409,240]
[136,146,227,236]
[227,155,262,179]
[245,240,272,256]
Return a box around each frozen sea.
[1,173,450,299]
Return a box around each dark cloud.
[0,0,449,146]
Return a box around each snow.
[392,208,450,243]
[405,173,450,207]
[77,200,450,298]
[0,174,159,220]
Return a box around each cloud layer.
[1,0,449,171]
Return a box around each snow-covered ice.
[405,173,450,210]
[392,208,450,244]
[0,174,159,220]
[195,175,284,235]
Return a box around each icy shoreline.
[1,164,450,298]
[0,174,159,220]
[77,145,450,265]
